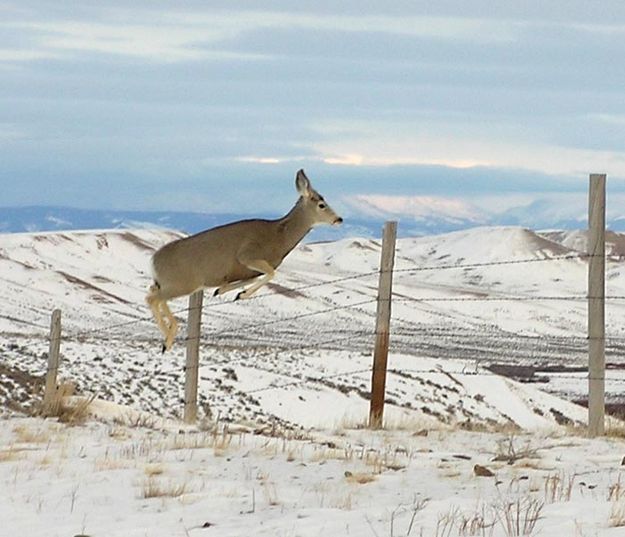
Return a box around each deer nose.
[335,217,343,225]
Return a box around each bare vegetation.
[544,471,576,503]
[493,435,539,465]
[37,382,95,425]
[141,477,189,499]
[491,495,543,537]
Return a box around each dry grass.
[144,463,165,477]
[605,425,625,439]
[544,471,576,503]
[107,426,131,440]
[0,447,24,463]
[12,424,51,444]
[457,506,494,537]
[309,446,351,464]
[114,412,159,430]
[167,430,234,454]
[493,435,539,465]
[38,382,95,425]
[93,458,134,472]
[331,491,354,510]
[492,495,543,537]
[345,471,377,485]
[609,501,625,527]
[609,476,625,502]
[142,477,189,499]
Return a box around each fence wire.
[18,249,625,423]
[32,250,619,344]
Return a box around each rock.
[474,464,494,477]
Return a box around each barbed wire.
[392,253,589,275]
[395,294,625,304]
[6,250,604,333]
[29,250,618,341]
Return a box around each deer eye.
[318,202,326,209]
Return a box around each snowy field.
[3,411,625,536]
[3,226,625,421]
[3,226,625,535]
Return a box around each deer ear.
[295,169,311,197]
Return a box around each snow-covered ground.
[3,226,625,422]
[3,225,625,535]
[3,411,625,537]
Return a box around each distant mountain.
[0,205,464,240]
[0,204,494,239]
[0,206,251,235]
[4,200,625,238]
[496,199,587,229]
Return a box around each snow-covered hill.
[4,226,625,430]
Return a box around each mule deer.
[146,169,343,351]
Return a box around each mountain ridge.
[4,203,624,239]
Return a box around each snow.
[2,412,625,536]
[3,225,625,534]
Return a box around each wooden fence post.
[43,309,62,408]
[588,173,606,437]
[184,290,203,424]
[369,221,397,429]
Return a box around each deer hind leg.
[235,259,275,300]
[146,285,168,337]
[146,284,178,352]
[159,301,178,352]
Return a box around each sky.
[2,1,625,222]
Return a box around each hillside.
[3,226,625,430]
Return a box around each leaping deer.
[146,169,343,351]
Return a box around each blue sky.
[2,1,625,221]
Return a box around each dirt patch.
[349,240,378,252]
[0,361,43,412]
[266,282,307,299]
[120,232,158,252]
[525,230,575,257]
[57,271,131,304]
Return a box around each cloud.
[2,10,513,66]
[4,20,269,62]
[312,119,625,177]
[1,2,625,217]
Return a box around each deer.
[146,169,343,352]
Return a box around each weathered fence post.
[43,309,62,408]
[588,173,606,437]
[184,290,203,424]
[369,221,397,429]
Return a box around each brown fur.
[146,170,342,350]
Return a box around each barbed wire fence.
[29,176,616,432]
[30,237,624,426]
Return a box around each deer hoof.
[161,343,167,354]
[213,288,220,297]
[234,291,243,301]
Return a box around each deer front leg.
[213,278,255,297]
[234,259,275,300]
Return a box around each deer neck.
[277,198,314,254]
